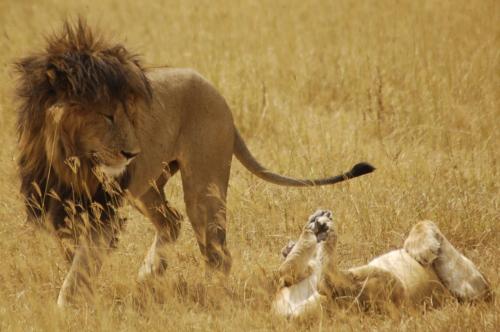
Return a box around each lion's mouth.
[99,164,127,178]
[90,151,130,178]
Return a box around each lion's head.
[15,19,151,223]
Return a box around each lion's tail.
[233,130,375,187]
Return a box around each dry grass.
[0,0,499,331]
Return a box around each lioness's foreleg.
[135,166,183,280]
[278,228,317,287]
[309,212,405,311]
[278,210,333,286]
[404,220,492,301]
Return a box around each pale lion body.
[15,20,374,306]
[274,212,492,318]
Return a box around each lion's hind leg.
[404,220,492,301]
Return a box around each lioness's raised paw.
[307,209,332,224]
[281,240,297,259]
[306,209,334,242]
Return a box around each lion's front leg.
[179,144,234,276]
[138,232,170,281]
[57,230,112,307]
[133,171,183,281]
[183,186,232,275]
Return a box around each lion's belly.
[367,249,445,303]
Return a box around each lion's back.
[147,66,234,132]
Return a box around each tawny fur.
[273,211,492,318]
[14,20,374,306]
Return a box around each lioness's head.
[15,18,151,194]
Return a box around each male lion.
[15,20,374,307]
[273,210,492,318]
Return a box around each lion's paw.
[137,236,168,282]
[137,254,168,282]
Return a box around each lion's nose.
[121,150,140,160]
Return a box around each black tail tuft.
[349,162,376,178]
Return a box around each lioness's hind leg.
[404,220,492,301]
[403,220,441,266]
[134,167,183,281]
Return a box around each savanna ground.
[0,0,499,331]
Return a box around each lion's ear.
[46,67,58,86]
[45,62,66,89]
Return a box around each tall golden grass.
[0,0,498,330]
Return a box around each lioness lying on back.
[273,210,492,318]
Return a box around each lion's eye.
[103,114,114,125]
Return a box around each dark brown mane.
[14,18,147,233]
[15,18,151,110]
